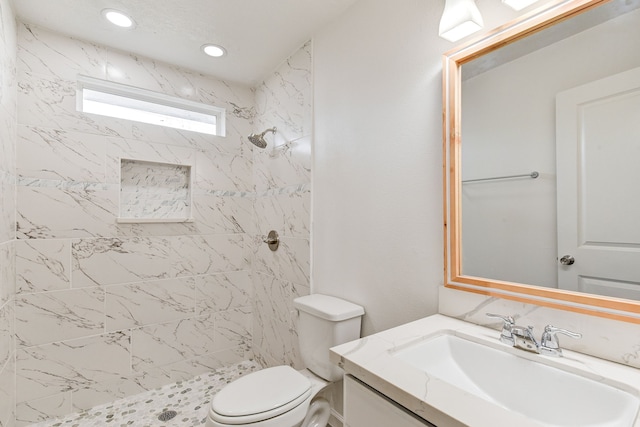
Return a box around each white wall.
[313,0,445,336]
[312,0,520,336]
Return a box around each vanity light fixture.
[502,0,539,10]
[102,9,135,28]
[438,0,484,42]
[201,44,227,58]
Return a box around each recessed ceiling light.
[102,9,135,28]
[202,44,227,58]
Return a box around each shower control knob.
[263,230,279,252]
[559,255,575,266]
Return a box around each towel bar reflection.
[462,171,539,183]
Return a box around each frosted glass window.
[77,75,225,136]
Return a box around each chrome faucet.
[486,313,581,357]
[485,313,515,345]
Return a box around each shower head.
[248,127,277,149]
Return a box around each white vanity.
[330,315,640,427]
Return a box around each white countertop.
[330,314,640,427]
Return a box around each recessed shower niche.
[117,158,194,223]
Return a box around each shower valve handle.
[263,230,279,251]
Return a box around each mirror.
[443,0,640,322]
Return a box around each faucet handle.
[486,313,515,345]
[540,325,582,357]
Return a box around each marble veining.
[16,331,131,403]
[120,159,191,220]
[7,20,313,426]
[438,286,640,370]
[16,185,119,239]
[17,126,106,183]
[15,287,105,347]
[26,360,259,427]
[331,314,640,427]
[105,277,196,331]
[195,271,251,315]
[18,23,107,82]
[16,239,70,294]
[131,316,227,373]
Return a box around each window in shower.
[76,75,226,136]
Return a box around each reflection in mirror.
[444,0,640,321]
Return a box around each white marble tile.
[16,184,118,239]
[72,236,178,287]
[253,236,309,286]
[254,42,312,142]
[194,149,252,192]
[15,393,72,427]
[212,307,252,352]
[173,234,249,276]
[0,353,16,427]
[70,374,161,413]
[105,137,195,184]
[253,272,294,326]
[0,9,17,119]
[196,76,255,115]
[17,126,107,182]
[255,188,310,238]
[0,300,13,370]
[127,120,232,153]
[0,172,15,244]
[120,159,191,219]
[195,271,251,315]
[105,49,209,102]
[252,272,307,368]
[105,277,195,331]
[0,105,16,173]
[253,135,311,191]
[0,241,15,306]
[15,287,105,347]
[153,347,251,384]
[30,360,258,427]
[16,331,131,403]
[16,239,70,294]
[132,309,251,374]
[17,23,106,81]
[114,221,199,238]
[191,193,253,234]
[131,318,216,373]
[17,72,128,138]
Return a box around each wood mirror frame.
[442,0,640,324]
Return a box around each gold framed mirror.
[443,0,640,323]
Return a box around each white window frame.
[76,75,226,136]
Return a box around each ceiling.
[11,0,360,86]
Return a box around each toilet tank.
[293,294,365,382]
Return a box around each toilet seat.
[210,366,312,425]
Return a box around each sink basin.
[393,334,639,427]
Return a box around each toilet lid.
[212,365,311,418]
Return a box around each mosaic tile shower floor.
[30,360,261,427]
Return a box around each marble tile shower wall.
[251,42,312,369]
[13,23,257,425]
[0,1,17,426]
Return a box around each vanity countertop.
[330,314,640,427]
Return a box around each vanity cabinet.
[344,375,435,427]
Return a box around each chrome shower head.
[248,127,276,149]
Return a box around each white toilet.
[206,294,365,427]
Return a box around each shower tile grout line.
[27,359,261,427]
